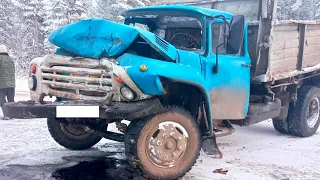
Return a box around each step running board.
[230,98,281,126]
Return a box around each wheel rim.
[60,124,90,139]
[307,97,320,128]
[146,121,189,168]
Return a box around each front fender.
[117,53,206,95]
[117,53,215,135]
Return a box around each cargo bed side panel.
[269,24,299,78]
[304,24,320,68]
[268,22,320,81]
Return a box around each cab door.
[204,16,251,120]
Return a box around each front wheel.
[47,118,102,150]
[124,107,201,180]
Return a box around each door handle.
[241,63,251,68]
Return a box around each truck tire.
[124,107,201,180]
[288,86,320,137]
[272,118,290,134]
[47,118,102,150]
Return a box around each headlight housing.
[120,86,136,100]
[28,75,37,91]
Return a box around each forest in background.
[0,0,319,77]
[0,0,148,77]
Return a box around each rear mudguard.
[117,53,214,133]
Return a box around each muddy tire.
[272,118,290,134]
[47,118,102,150]
[288,86,320,137]
[124,107,201,180]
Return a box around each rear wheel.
[47,118,102,150]
[288,86,320,137]
[272,118,290,134]
[124,107,201,180]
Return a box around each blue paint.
[136,28,178,62]
[47,5,252,134]
[176,50,201,68]
[49,18,178,62]
[117,53,206,95]
[116,15,251,129]
[49,19,140,59]
[204,20,251,118]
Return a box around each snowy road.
[0,80,320,180]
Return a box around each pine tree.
[277,0,320,20]
[9,0,46,76]
[89,0,148,22]
[0,0,16,50]
[43,0,90,53]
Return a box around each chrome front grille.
[39,55,116,101]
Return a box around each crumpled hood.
[48,18,178,61]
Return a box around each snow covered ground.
[0,79,320,180]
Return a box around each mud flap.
[201,134,223,158]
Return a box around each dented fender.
[117,53,207,95]
[117,53,215,133]
[49,18,178,62]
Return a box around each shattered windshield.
[124,15,204,51]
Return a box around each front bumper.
[3,97,163,121]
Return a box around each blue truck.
[4,0,320,179]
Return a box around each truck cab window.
[163,17,203,51]
[124,15,203,51]
[211,23,228,54]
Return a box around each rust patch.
[209,88,248,120]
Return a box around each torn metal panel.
[49,18,178,62]
[49,19,140,59]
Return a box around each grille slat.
[155,35,169,51]
[40,57,114,100]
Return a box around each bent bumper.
[3,97,163,121]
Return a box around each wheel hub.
[307,97,320,128]
[60,124,89,139]
[148,122,188,167]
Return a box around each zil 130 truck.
[3,0,320,179]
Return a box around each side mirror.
[227,15,245,54]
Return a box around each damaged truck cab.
[4,1,320,179]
